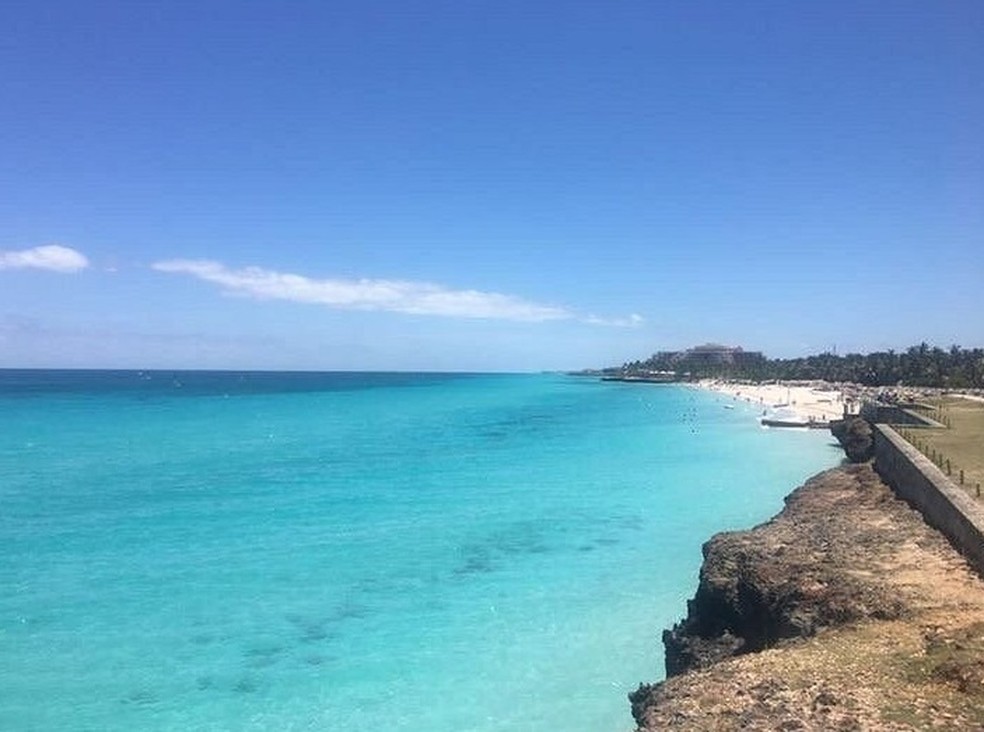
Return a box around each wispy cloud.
[153,259,574,322]
[583,313,645,328]
[0,245,89,273]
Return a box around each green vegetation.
[897,397,984,500]
[618,343,984,388]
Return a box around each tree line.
[618,344,984,388]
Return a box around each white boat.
[760,406,810,428]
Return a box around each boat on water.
[760,406,816,428]
[600,373,677,384]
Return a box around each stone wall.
[873,424,984,576]
[861,403,943,427]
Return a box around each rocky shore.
[629,462,984,730]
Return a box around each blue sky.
[2,1,982,371]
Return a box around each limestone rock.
[830,417,874,462]
[627,463,984,731]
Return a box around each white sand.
[696,380,850,422]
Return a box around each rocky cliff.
[830,417,875,462]
[629,463,984,731]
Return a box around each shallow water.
[0,371,840,731]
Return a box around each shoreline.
[692,379,850,423]
[629,461,984,730]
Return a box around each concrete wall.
[861,403,943,427]
[873,425,984,577]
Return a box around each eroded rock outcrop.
[629,463,984,731]
[830,416,874,462]
[658,465,906,678]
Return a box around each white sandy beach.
[696,380,850,423]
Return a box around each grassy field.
[899,396,984,499]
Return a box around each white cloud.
[583,313,645,328]
[0,245,90,273]
[152,259,573,322]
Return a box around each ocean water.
[0,371,841,731]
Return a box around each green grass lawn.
[899,397,984,499]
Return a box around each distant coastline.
[593,342,984,391]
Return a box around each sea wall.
[872,424,984,577]
[860,402,943,427]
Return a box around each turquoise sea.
[0,371,840,731]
